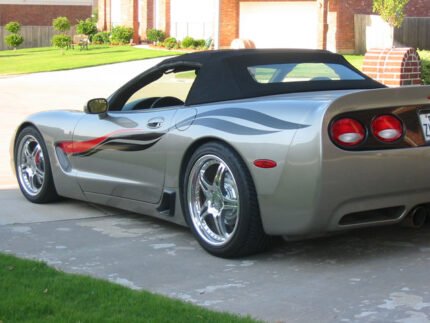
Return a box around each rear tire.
[183,142,271,258]
[15,126,59,203]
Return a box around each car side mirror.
[85,98,108,115]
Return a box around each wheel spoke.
[23,142,32,159]
[199,206,211,222]
[28,172,37,190]
[213,214,229,239]
[213,163,226,188]
[32,144,41,158]
[198,171,211,197]
[35,168,44,183]
[223,196,238,211]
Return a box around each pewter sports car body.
[12,49,430,257]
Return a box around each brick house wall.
[99,0,430,52]
[99,0,169,42]
[0,4,91,26]
[328,0,430,53]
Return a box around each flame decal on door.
[57,130,164,157]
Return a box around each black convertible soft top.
[157,49,385,106]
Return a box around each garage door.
[170,0,217,41]
[239,1,318,49]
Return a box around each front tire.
[183,142,270,258]
[15,126,59,203]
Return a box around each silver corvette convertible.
[11,49,430,257]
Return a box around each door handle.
[147,117,164,129]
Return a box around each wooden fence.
[0,26,76,51]
[355,15,430,54]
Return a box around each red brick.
[0,4,91,26]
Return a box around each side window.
[122,69,198,111]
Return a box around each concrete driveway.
[1,60,430,323]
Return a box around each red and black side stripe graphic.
[57,130,164,157]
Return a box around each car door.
[70,65,198,204]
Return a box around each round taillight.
[371,115,403,142]
[330,118,365,147]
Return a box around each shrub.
[111,26,134,45]
[5,21,21,34]
[76,18,98,39]
[5,34,24,49]
[193,39,206,49]
[163,37,177,49]
[52,34,72,54]
[4,21,24,50]
[92,31,111,44]
[418,50,430,85]
[53,16,71,33]
[146,29,166,44]
[181,36,194,48]
[373,0,410,28]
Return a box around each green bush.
[418,50,430,85]
[92,31,111,44]
[53,16,71,33]
[181,36,194,48]
[76,18,97,39]
[373,0,409,28]
[52,34,72,54]
[111,26,134,45]
[146,29,166,44]
[5,34,24,49]
[5,21,21,33]
[193,39,206,49]
[4,21,24,50]
[163,37,177,49]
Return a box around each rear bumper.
[259,145,430,236]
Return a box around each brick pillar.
[133,0,139,43]
[147,0,154,30]
[362,48,422,86]
[317,0,328,50]
[219,0,238,48]
[98,0,107,30]
[165,0,170,37]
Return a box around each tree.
[4,21,24,50]
[373,0,410,28]
[52,17,71,54]
[53,16,71,33]
[76,18,97,40]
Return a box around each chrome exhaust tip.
[401,206,428,229]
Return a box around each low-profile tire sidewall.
[15,126,58,203]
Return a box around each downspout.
[214,0,220,49]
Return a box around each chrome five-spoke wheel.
[17,135,45,196]
[183,142,270,258]
[187,155,240,247]
[15,126,59,203]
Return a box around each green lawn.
[0,46,181,75]
[1,47,428,84]
[0,253,258,322]
[344,55,364,70]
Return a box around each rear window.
[247,63,364,83]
